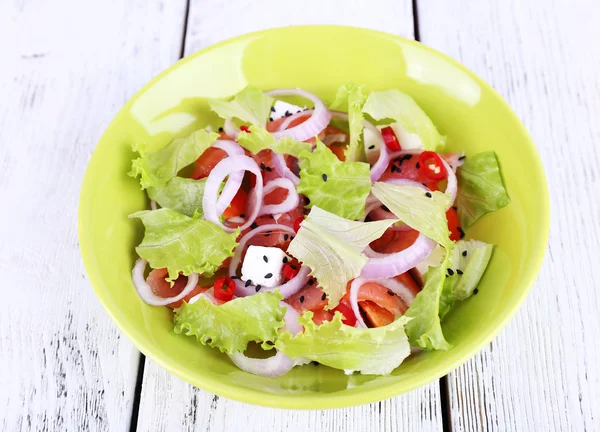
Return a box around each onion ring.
[131,259,199,306]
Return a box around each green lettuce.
[297,139,371,220]
[287,207,396,308]
[237,125,311,157]
[129,130,218,189]
[456,152,510,229]
[362,89,445,151]
[371,182,452,249]
[405,252,454,350]
[130,208,239,281]
[331,82,367,162]
[147,177,206,217]
[174,291,286,354]
[450,240,494,300]
[209,86,273,126]
[274,312,411,375]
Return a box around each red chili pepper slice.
[446,207,463,241]
[381,126,401,152]
[239,125,251,133]
[213,276,236,302]
[282,263,299,280]
[418,151,448,181]
[332,302,357,326]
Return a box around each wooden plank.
[0,1,187,430]
[417,1,600,430]
[136,1,445,431]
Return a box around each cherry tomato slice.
[282,263,299,280]
[213,276,236,302]
[381,126,401,152]
[418,151,448,181]
[446,207,463,241]
[332,302,357,326]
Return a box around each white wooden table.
[1,0,599,430]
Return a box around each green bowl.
[79,26,549,409]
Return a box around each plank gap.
[179,0,191,58]
[411,0,421,41]
[129,353,147,432]
[439,375,452,432]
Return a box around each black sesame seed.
[462,250,467,257]
[283,256,288,263]
[473,288,479,295]
[458,155,466,160]
[269,117,273,121]
[239,213,245,218]
[263,255,268,263]
[299,295,305,303]
[297,110,301,113]
[308,279,315,286]
[321,292,326,301]
[322,173,328,181]
[416,162,420,169]
[218,127,224,132]
[250,222,258,229]
[245,279,252,287]
[447,268,455,276]
[405,155,413,160]
[457,269,464,275]
[396,167,402,173]
[260,162,266,170]
[270,106,276,112]
[264,273,273,279]
[425,192,432,198]
[231,275,240,280]
[387,290,394,296]
[255,285,262,292]
[391,166,397,173]
[368,145,375,150]
[305,197,310,205]
[284,234,289,241]
[265,166,272,172]
[285,110,291,117]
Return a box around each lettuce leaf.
[274,312,411,375]
[129,130,219,189]
[371,182,452,249]
[147,177,206,217]
[450,240,494,300]
[362,89,445,151]
[287,206,396,308]
[237,125,311,157]
[130,208,239,281]
[209,86,273,126]
[331,82,367,162]
[456,152,510,229]
[404,252,454,350]
[297,140,371,220]
[174,291,286,354]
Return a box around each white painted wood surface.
[418,1,600,431]
[1,0,598,431]
[0,0,186,430]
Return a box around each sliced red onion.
[330,111,389,181]
[267,89,331,142]
[442,152,465,173]
[373,278,417,307]
[189,288,219,305]
[323,133,347,146]
[203,155,263,233]
[212,140,245,214]
[228,301,302,377]
[277,110,313,131]
[440,158,457,210]
[223,118,239,139]
[228,224,310,298]
[132,259,199,306]
[361,233,437,279]
[258,178,299,216]
[349,278,368,328]
[272,152,300,186]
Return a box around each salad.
[128,84,510,377]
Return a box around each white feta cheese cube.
[241,245,289,288]
[271,100,306,120]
